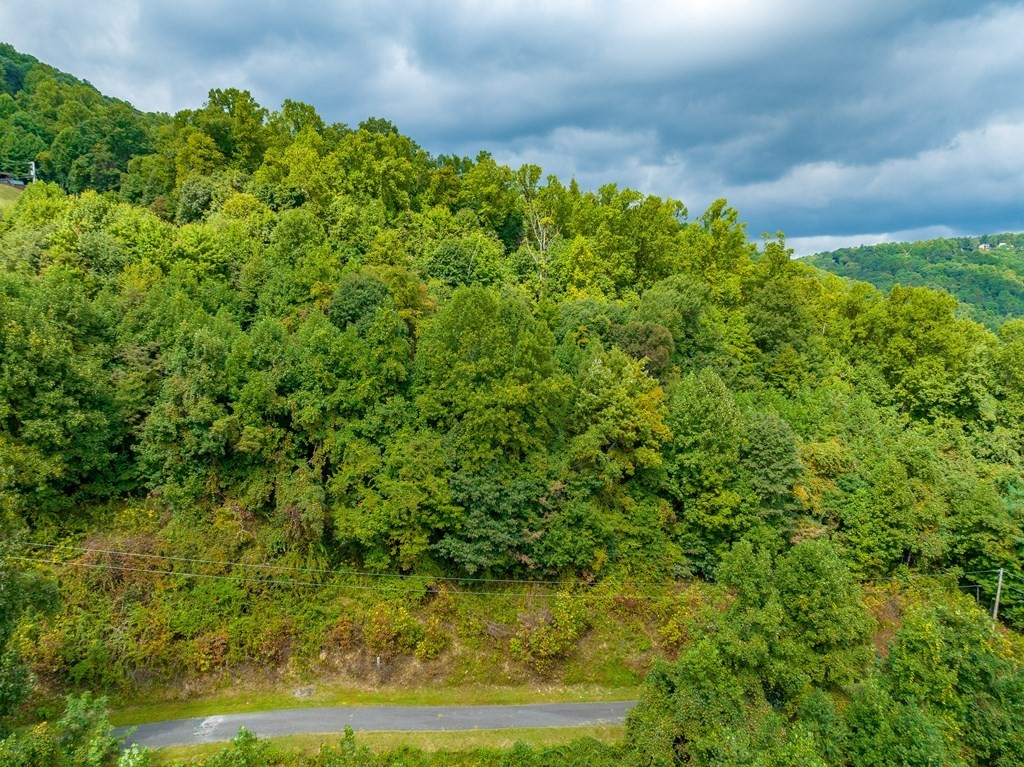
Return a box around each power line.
[860,570,995,584]
[17,542,595,587]
[6,555,395,593]
[3,554,675,601]
[9,543,1022,602]
[960,569,1024,589]
[16,541,673,588]
[957,583,982,604]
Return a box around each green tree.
[0,535,57,730]
[626,539,871,766]
[414,286,566,464]
[568,346,670,492]
[333,429,459,571]
[0,692,122,767]
[0,269,121,523]
[662,369,751,569]
[885,594,1024,766]
[851,285,996,421]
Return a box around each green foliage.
[850,285,996,420]
[510,593,591,673]
[627,573,1024,766]
[885,597,1024,766]
[363,603,424,659]
[0,44,1023,767]
[0,535,58,728]
[333,429,458,571]
[415,286,565,463]
[808,233,1024,328]
[624,539,873,765]
[662,369,752,568]
[844,680,947,767]
[0,46,156,194]
[0,693,123,767]
[0,52,1020,586]
[116,726,628,767]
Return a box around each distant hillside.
[0,42,161,191]
[0,182,20,210]
[805,233,1024,326]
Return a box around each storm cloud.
[3,0,1023,252]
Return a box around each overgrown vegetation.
[628,542,1024,765]
[1,43,1023,765]
[156,726,628,767]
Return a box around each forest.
[807,234,1024,328]
[1,43,1023,766]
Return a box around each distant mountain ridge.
[805,233,1024,327]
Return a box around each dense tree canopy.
[0,71,1022,594]
[808,233,1024,328]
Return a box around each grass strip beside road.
[110,684,642,727]
[0,185,21,210]
[150,726,626,765]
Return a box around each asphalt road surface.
[118,701,638,749]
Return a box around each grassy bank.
[21,516,696,729]
[0,184,21,211]
[150,726,626,765]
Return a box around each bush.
[0,692,125,767]
[510,593,590,673]
[414,617,449,662]
[325,614,358,653]
[364,604,423,658]
[192,629,230,672]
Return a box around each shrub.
[364,604,423,658]
[415,617,450,662]
[192,629,230,673]
[0,693,124,767]
[325,614,358,653]
[510,593,590,673]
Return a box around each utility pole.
[992,567,1004,622]
[29,161,36,183]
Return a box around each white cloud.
[729,118,1024,231]
[789,226,964,257]
[2,1,1024,240]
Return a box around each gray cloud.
[2,0,1024,244]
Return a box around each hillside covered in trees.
[806,234,1024,328]
[1,44,1023,766]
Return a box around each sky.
[3,0,1024,254]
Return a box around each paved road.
[118,701,638,749]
